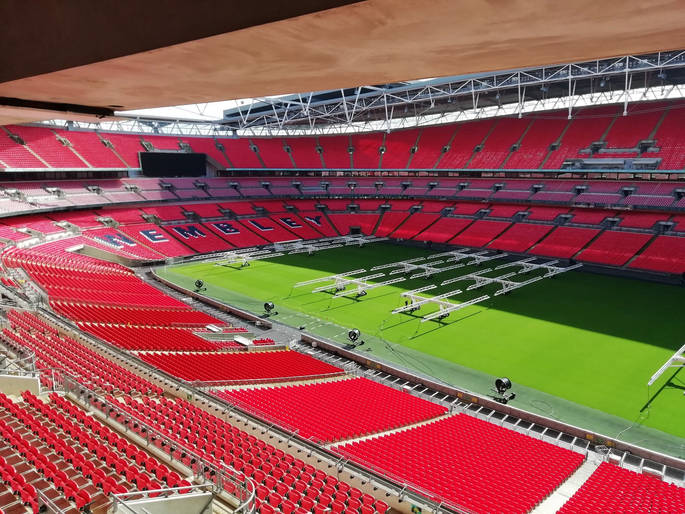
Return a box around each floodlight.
[495,377,512,394]
[348,329,360,342]
[264,302,275,313]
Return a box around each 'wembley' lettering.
[95,233,137,247]
[172,225,206,239]
[139,229,169,243]
[304,215,322,226]
[279,217,302,229]
[212,222,240,235]
[248,220,274,231]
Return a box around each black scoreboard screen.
[140,152,206,177]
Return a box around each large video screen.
[140,152,206,177]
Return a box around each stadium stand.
[334,414,585,513]
[391,212,441,240]
[468,118,530,169]
[216,378,447,443]
[530,226,600,258]
[350,133,383,169]
[328,213,380,236]
[286,137,322,168]
[3,310,162,395]
[629,235,685,274]
[558,462,685,514]
[576,231,652,266]
[374,212,409,237]
[77,324,219,352]
[408,126,455,169]
[318,135,351,168]
[503,114,568,169]
[167,223,236,252]
[437,119,494,168]
[137,350,343,384]
[104,394,391,513]
[488,223,554,252]
[254,138,293,168]
[380,129,417,169]
[450,220,511,247]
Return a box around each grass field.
[160,243,685,452]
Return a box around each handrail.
[62,376,256,513]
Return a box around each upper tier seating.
[334,414,585,514]
[437,119,495,169]
[5,126,87,168]
[3,99,685,172]
[409,125,455,169]
[318,136,351,168]
[468,118,530,169]
[99,133,144,167]
[653,105,685,170]
[350,133,383,169]
[215,377,447,443]
[543,105,619,168]
[138,350,343,384]
[558,462,685,514]
[286,137,322,168]
[504,114,568,169]
[220,138,263,168]
[53,129,124,168]
[183,137,231,166]
[380,129,417,169]
[253,139,293,168]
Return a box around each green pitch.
[159,243,685,454]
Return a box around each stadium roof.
[3,0,685,125]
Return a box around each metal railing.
[112,483,215,513]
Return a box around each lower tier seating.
[558,462,685,514]
[450,220,511,247]
[77,324,220,352]
[103,394,390,514]
[413,217,473,243]
[576,231,652,266]
[530,227,600,258]
[137,350,344,384]
[488,223,553,252]
[629,235,685,274]
[3,310,162,396]
[0,391,185,513]
[214,378,447,443]
[334,414,585,513]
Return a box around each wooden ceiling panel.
[1,0,684,122]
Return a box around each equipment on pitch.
[194,279,206,292]
[491,377,516,404]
